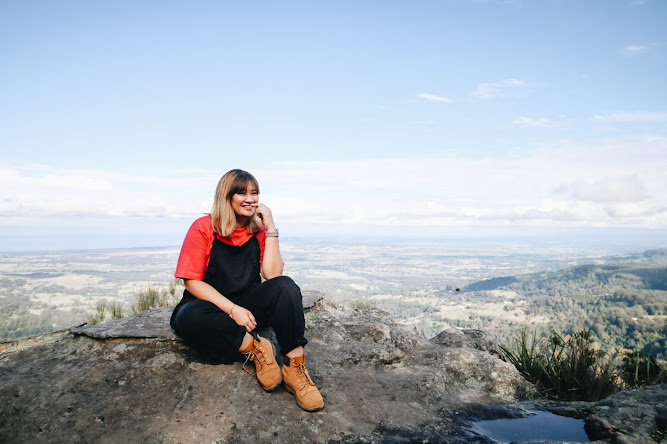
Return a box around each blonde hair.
[210,169,262,237]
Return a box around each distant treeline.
[463,264,667,295]
[457,263,667,358]
[462,276,518,292]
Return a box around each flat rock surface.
[584,384,667,443]
[70,306,179,339]
[1,299,663,443]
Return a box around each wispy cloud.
[417,93,454,104]
[512,117,553,128]
[593,111,667,122]
[0,164,212,222]
[470,78,529,100]
[568,175,649,203]
[628,0,648,7]
[257,136,667,230]
[622,44,651,56]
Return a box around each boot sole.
[283,383,325,412]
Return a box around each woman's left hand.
[254,203,277,232]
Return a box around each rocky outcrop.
[584,385,667,444]
[0,297,664,443]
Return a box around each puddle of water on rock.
[472,410,589,443]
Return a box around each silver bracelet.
[229,304,235,319]
[266,229,279,238]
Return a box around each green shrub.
[500,326,619,401]
[620,350,666,388]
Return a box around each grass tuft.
[620,350,666,388]
[86,279,183,326]
[87,300,125,325]
[130,280,182,314]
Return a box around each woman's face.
[231,184,259,220]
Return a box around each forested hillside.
[460,255,667,358]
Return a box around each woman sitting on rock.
[170,169,324,412]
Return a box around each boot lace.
[242,341,272,376]
[293,361,315,388]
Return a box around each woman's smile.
[232,185,259,219]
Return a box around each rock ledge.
[1,297,664,443]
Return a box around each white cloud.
[2,135,667,237]
[593,111,667,122]
[0,164,211,223]
[603,203,666,219]
[569,175,649,203]
[512,117,553,128]
[628,0,648,7]
[417,93,454,104]
[470,78,529,100]
[622,44,650,56]
[255,136,667,230]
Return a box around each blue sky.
[1,0,666,251]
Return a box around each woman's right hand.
[231,305,257,332]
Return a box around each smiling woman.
[210,169,263,238]
[169,169,324,412]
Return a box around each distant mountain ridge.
[463,249,667,296]
[599,248,667,265]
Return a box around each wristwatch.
[266,229,279,238]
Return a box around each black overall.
[170,234,307,363]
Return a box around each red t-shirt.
[175,215,267,280]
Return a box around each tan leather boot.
[282,354,324,412]
[241,334,282,392]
